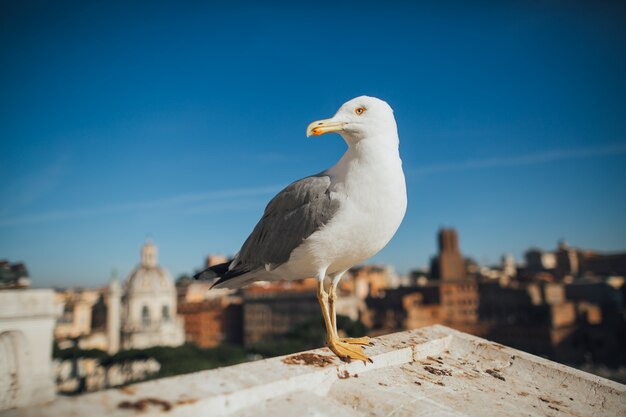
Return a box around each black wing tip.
[209,276,227,289]
[194,261,230,281]
[194,261,252,289]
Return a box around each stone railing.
[0,289,56,411]
[2,325,625,417]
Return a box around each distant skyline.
[1,2,625,287]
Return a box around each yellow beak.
[306,118,346,137]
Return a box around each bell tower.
[107,271,121,354]
[141,240,158,268]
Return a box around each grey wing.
[224,175,340,280]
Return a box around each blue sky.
[1,1,625,287]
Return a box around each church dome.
[124,241,174,294]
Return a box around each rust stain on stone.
[427,356,444,364]
[485,369,506,381]
[282,352,335,367]
[424,365,452,376]
[539,396,563,406]
[175,397,198,406]
[337,370,350,379]
[118,397,172,412]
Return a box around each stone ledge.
[3,325,625,417]
[0,289,56,411]
[0,290,56,319]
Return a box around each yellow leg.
[319,280,372,363]
[329,283,372,346]
[329,283,338,337]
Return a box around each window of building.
[162,305,170,321]
[142,305,151,327]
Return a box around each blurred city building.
[339,265,389,298]
[366,229,625,374]
[120,241,185,349]
[176,253,242,347]
[430,228,466,281]
[244,291,318,345]
[525,248,558,276]
[205,254,228,268]
[178,297,243,347]
[54,288,98,340]
[33,229,626,397]
[524,241,626,280]
[53,241,185,353]
[176,263,235,305]
[479,281,579,362]
[239,266,397,345]
[368,228,483,336]
[242,279,319,345]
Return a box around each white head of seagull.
[306,96,398,147]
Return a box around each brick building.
[340,265,389,299]
[439,280,480,329]
[430,228,466,281]
[433,228,481,331]
[366,286,441,333]
[178,297,242,348]
[243,287,320,345]
[524,241,626,281]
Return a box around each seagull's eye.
[355,107,365,116]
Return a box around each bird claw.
[339,336,371,346]
[328,338,372,364]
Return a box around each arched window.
[141,305,151,327]
[162,305,170,321]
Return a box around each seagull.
[196,96,407,362]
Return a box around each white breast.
[287,140,407,277]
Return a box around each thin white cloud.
[409,143,626,177]
[0,184,282,227]
[182,198,269,215]
[3,153,71,212]
[4,143,625,227]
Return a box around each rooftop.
[3,325,625,417]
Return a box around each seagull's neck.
[351,136,400,157]
[327,135,403,182]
